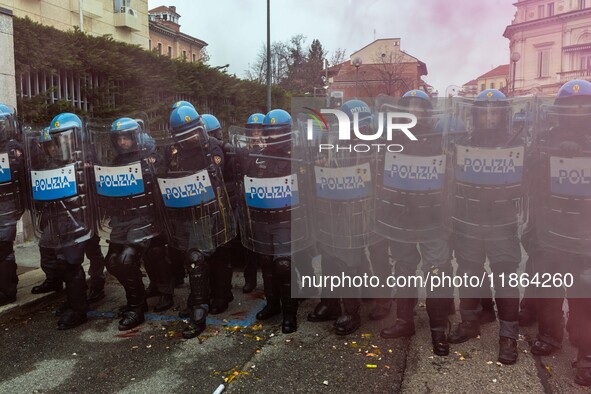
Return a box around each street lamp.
[511,51,521,97]
[352,57,363,98]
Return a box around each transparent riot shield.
[533,97,591,256]
[154,130,235,253]
[374,99,447,243]
[25,126,93,248]
[443,96,531,241]
[297,112,377,249]
[0,114,25,235]
[229,125,313,256]
[87,117,161,244]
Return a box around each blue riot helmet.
[110,117,141,154]
[554,79,591,134]
[340,99,373,133]
[44,113,83,162]
[398,90,434,133]
[262,109,292,153]
[202,114,223,141]
[0,104,17,145]
[245,112,265,135]
[472,89,511,134]
[169,105,207,149]
[171,100,195,110]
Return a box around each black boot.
[307,298,339,322]
[183,304,208,339]
[380,319,415,339]
[0,250,18,303]
[210,261,233,315]
[153,294,174,312]
[281,284,298,334]
[369,299,392,321]
[530,340,559,356]
[31,280,63,294]
[256,257,281,320]
[118,304,146,331]
[183,252,210,339]
[243,252,258,294]
[448,320,480,344]
[58,264,88,330]
[498,337,518,365]
[334,298,361,336]
[87,287,106,304]
[0,292,16,306]
[427,298,450,356]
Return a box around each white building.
[504,0,591,95]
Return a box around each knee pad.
[106,245,143,270]
[185,249,205,269]
[274,256,291,282]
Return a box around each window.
[547,3,554,16]
[182,50,187,61]
[480,83,485,91]
[580,0,586,9]
[538,50,550,77]
[168,46,172,58]
[149,39,151,49]
[581,52,591,71]
[192,53,196,62]
[538,5,545,17]
[490,82,495,89]
[157,43,162,55]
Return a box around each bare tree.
[244,42,290,85]
[368,50,411,97]
[328,48,346,67]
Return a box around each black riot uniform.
[162,106,235,339]
[92,117,164,331]
[0,104,25,306]
[230,109,311,334]
[526,80,591,387]
[26,113,93,329]
[446,90,524,365]
[373,91,453,356]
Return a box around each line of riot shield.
[153,128,235,253]
[86,115,161,245]
[374,99,447,243]
[0,112,25,234]
[229,125,313,256]
[25,123,93,248]
[533,97,591,257]
[297,111,378,249]
[443,95,531,241]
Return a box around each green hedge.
[13,17,289,128]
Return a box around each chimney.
[170,6,176,13]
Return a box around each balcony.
[559,69,591,83]
[114,7,142,31]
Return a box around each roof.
[149,5,180,17]
[477,64,510,79]
[463,79,478,86]
[330,62,426,83]
[149,21,208,48]
[351,38,401,57]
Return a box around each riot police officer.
[0,104,25,306]
[446,90,524,365]
[93,117,163,331]
[527,80,591,386]
[201,114,235,314]
[374,90,453,356]
[162,106,235,338]
[306,99,377,335]
[240,113,266,294]
[231,109,309,333]
[26,113,93,329]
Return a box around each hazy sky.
[147,0,516,94]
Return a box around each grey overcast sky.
[147,0,516,94]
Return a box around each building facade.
[504,0,591,95]
[0,0,149,47]
[326,38,429,103]
[148,5,206,63]
[461,64,510,97]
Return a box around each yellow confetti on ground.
[366,364,377,369]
